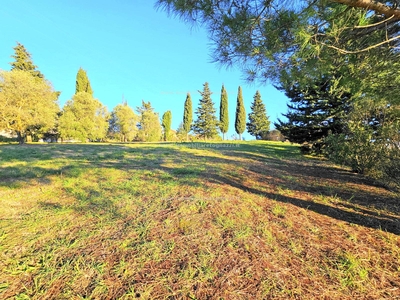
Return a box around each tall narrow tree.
[10,42,44,78]
[183,93,193,141]
[162,110,172,141]
[75,67,93,95]
[235,86,246,140]
[219,84,229,140]
[192,82,219,140]
[246,90,271,139]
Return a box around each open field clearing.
[0,141,399,299]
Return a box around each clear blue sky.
[0,0,289,140]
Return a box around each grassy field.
[0,141,399,299]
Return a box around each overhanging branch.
[332,0,400,19]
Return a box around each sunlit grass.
[0,141,399,299]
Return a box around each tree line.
[0,43,272,144]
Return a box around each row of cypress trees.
[182,82,270,141]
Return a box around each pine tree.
[246,90,270,139]
[183,93,193,141]
[10,42,44,78]
[192,82,219,140]
[162,110,172,141]
[219,84,229,140]
[75,67,93,95]
[235,86,246,140]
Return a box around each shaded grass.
[0,141,399,299]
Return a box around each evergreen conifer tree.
[192,82,219,140]
[235,86,246,140]
[162,110,172,141]
[183,93,193,141]
[247,91,270,139]
[219,84,229,140]
[275,76,352,152]
[10,42,44,78]
[75,67,93,95]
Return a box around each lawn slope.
[0,141,399,299]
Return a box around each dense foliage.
[75,67,93,96]
[192,82,220,140]
[0,70,59,144]
[275,75,352,153]
[59,92,108,142]
[136,101,162,142]
[108,102,139,142]
[235,86,246,140]
[162,110,172,141]
[247,90,270,140]
[219,85,229,140]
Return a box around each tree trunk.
[16,131,25,144]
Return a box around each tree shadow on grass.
[2,142,399,234]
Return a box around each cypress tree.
[75,67,93,95]
[162,110,172,141]
[183,93,193,141]
[246,90,271,139]
[235,86,246,140]
[219,84,229,140]
[10,42,44,78]
[192,82,219,140]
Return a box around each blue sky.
[0,0,289,140]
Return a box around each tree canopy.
[109,102,139,142]
[59,92,108,142]
[136,100,162,142]
[0,70,59,144]
[156,0,400,96]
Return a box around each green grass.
[0,141,399,299]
